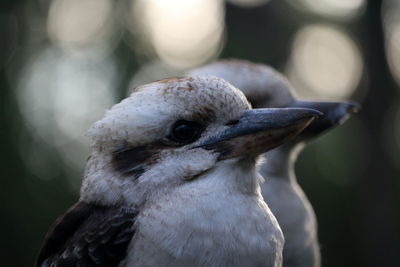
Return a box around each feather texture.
[37,201,138,267]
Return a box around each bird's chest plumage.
[124,189,283,267]
[262,178,317,234]
[261,177,319,267]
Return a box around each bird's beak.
[288,100,359,139]
[198,108,322,159]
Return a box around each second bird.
[189,59,358,267]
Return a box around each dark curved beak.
[288,100,359,139]
[198,108,322,160]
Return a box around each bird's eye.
[168,120,203,144]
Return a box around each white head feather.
[80,76,251,206]
[188,59,295,108]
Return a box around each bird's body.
[189,59,358,267]
[126,160,283,267]
[37,76,320,267]
[260,145,319,267]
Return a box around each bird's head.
[81,76,320,206]
[188,59,295,108]
[189,59,359,144]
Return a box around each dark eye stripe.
[112,142,163,178]
[111,121,204,177]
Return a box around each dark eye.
[168,120,203,144]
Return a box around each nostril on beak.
[225,119,239,126]
[346,102,360,114]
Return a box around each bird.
[36,75,322,267]
[189,59,358,267]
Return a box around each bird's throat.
[260,142,305,183]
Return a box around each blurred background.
[1,0,399,266]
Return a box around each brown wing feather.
[36,201,138,267]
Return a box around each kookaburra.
[36,76,322,267]
[189,60,358,267]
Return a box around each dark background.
[1,0,399,266]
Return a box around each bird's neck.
[260,142,305,183]
[200,157,263,196]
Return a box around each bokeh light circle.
[292,0,365,19]
[129,0,225,68]
[47,0,116,52]
[383,0,400,88]
[287,24,363,100]
[16,47,117,179]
